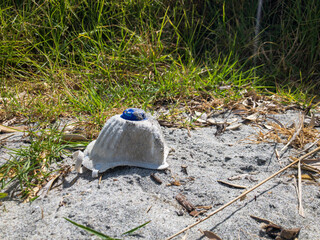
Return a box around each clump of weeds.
[0,124,69,201]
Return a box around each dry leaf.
[61,134,88,141]
[252,216,301,240]
[195,118,206,123]
[226,123,242,130]
[207,119,217,125]
[263,124,273,130]
[280,228,300,239]
[262,223,282,238]
[299,174,314,180]
[167,180,181,186]
[207,118,238,126]
[189,210,200,217]
[167,174,182,186]
[199,229,223,240]
[244,113,259,121]
[262,223,301,240]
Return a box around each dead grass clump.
[256,122,319,150]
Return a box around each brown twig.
[150,173,163,184]
[187,126,191,137]
[175,194,195,212]
[250,215,278,225]
[217,180,247,189]
[98,175,102,188]
[165,146,320,240]
[280,112,304,153]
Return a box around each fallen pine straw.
[297,137,320,154]
[165,146,320,240]
[290,157,320,174]
[250,115,318,150]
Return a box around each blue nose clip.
[120,108,147,121]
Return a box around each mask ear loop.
[73,150,99,178]
[73,151,84,174]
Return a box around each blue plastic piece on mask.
[120,108,147,121]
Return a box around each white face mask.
[73,109,169,178]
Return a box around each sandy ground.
[0,111,319,240]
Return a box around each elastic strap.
[73,150,84,173]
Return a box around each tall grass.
[0,0,262,123]
[1,1,318,93]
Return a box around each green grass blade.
[121,220,151,235]
[64,217,121,240]
[0,192,8,198]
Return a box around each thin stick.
[217,180,247,189]
[280,113,304,153]
[276,113,304,166]
[165,146,320,240]
[288,157,320,174]
[297,137,320,154]
[297,160,305,217]
[292,164,320,174]
[187,126,191,138]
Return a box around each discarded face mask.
[73,108,169,178]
